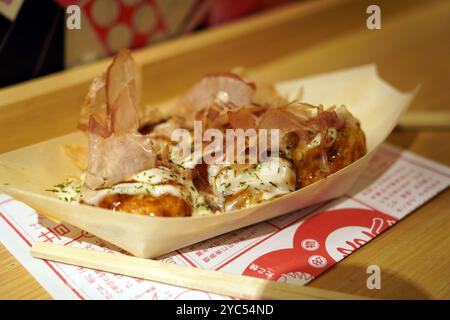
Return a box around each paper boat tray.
[0,65,415,258]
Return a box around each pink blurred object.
[185,0,293,32]
[55,0,197,67]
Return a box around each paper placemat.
[0,143,449,299]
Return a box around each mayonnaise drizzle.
[81,167,188,206]
[208,157,296,210]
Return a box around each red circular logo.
[242,208,397,280]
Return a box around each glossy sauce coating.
[98,193,192,217]
[293,123,366,188]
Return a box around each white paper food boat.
[0,65,415,258]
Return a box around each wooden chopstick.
[397,111,450,130]
[31,242,368,300]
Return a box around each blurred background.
[0,0,296,87]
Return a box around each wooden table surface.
[0,0,449,299]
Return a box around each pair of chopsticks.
[398,111,450,130]
[31,242,367,300]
